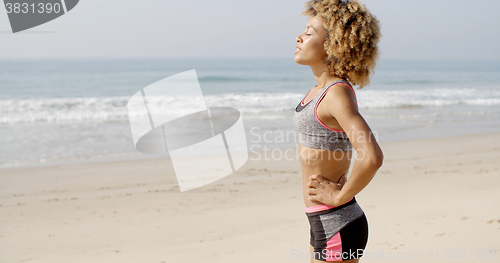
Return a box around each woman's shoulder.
[321,82,358,110]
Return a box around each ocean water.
[1,58,499,168]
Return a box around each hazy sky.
[1,0,499,60]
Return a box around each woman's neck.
[310,63,343,89]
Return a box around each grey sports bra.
[293,80,356,151]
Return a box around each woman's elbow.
[368,150,384,169]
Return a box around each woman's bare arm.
[307,85,384,206]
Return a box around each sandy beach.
[1,133,499,263]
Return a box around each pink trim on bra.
[314,82,357,132]
[300,90,312,106]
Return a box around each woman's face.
[294,16,328,66]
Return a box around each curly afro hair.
[302,0,381,88]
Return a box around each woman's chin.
[294,56,307,65]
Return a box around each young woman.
[293,0,383,262]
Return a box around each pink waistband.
[305,197,353,213]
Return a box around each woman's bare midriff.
[298,143,352,207]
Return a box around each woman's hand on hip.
[307,174,347,206]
